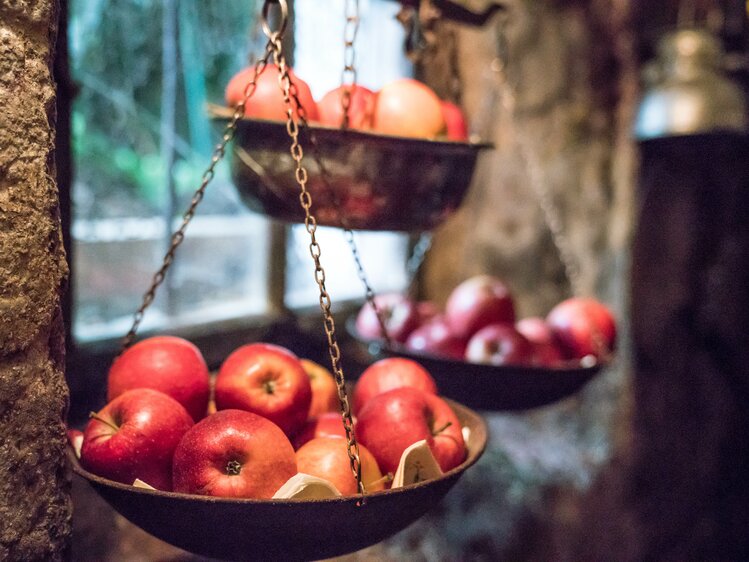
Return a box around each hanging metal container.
[634,28,747,140]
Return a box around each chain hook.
[261,0,289,42]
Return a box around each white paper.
[391,439,443,489]
[272,473,342,500]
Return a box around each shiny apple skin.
[372,78,446,139]
[296,436,384,495]
[107,335,211,422]
[465,323,535,367]
[225,64,319,122]
[172,409,297,499]
[292,412,348,450]
[80,388,194,491]
[215,343,312,437]
[317,84,376,130]
[356,387,466,475]
[546,298,617,360]
[515,316,566,367]
[355,293,421,344]
[404,316,467,360]
[301,359,339,419]
[352,357,438,414]
[445,275,516,340]
[441,100,469,141]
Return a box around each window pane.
[289,0,413,308]
[69,0,271,342]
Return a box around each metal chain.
[264,0,366,501]
[340,0,360,128]
[119,45,275,353]
[492,22,612,362]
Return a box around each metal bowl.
[347,320,604,411]
[70,399,486,562]
[209,106,493,231]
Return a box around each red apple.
[404,316,467,360]
[441,100,469,141]
[546,297,617,361]
[292,412,348,450]
[301,359,340,418]
[516,316,565,368]
[107,335,211,422]
[352,357,437,414]
[372,78,446,138]
[172,409,297,499]
[317,84,376,129]
[416,301,440,325]
[225,63,319,122]
[445,275,516,340]
[296,436,385,495]
[465,323,535,367]
[214,343,312,437]
[355,387,466,474]
[80,388,194,491]
[354,293,420,344]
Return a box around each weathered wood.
[0,1,71,559]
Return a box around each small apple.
[225,63,319,122]
[352,357,437,414]
[296,436,385,495]
[292,412,348,450]
[465,323,535,367]
[372,78,445,138]
[214,343,312,437]
[445,275,516,340]
[301,359,340,419]
[172,409,297,499]
[546,297,617,361]
[441,100,469,141]
[355,387,466,475]
[80,388,194,491]
[316,84,376,129]
[416,301,440,325]
[107,335,211,422]
[515,316,565,368]
[404,316,467,360]
[354,293,420,344]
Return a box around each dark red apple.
[301,359,339,418]
[416,301,440,325]
[352,357,437,414]
[225,63,319,122]
[80,388,194,490]
[292,412,348,450]
[465,323,535,367]
[445,275,516,340]
[546,297,617,361]
[515,316,565,368]
[316,84,376,129]
[295,436,385,495]
[372,78,446,138]
[214,343,312,437]
[404,315,467,360]
[354,293,420,344]
[172,409,297,499]
[355,387,466,474]
[441,100,469,141]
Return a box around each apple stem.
[366,472,394,489]
[226,460,242,476]
[432,421,453,436]
[88,411,119,433]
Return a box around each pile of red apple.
[225,64,469,141]
[71,336,466,499]
[355,275,617,369]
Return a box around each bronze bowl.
[209,107,493,231]
[70,399,486,562]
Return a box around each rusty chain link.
[340,0,360,128]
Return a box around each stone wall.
[0,1,71,560]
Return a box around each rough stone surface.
[0,1,72,560]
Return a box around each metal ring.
[261,0,288,40]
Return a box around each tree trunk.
[0,1,71,560]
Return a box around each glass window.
[69,0,412,344]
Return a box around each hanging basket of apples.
[208,6,492,232]
[69,2,487,560]
[349,274,617,411]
